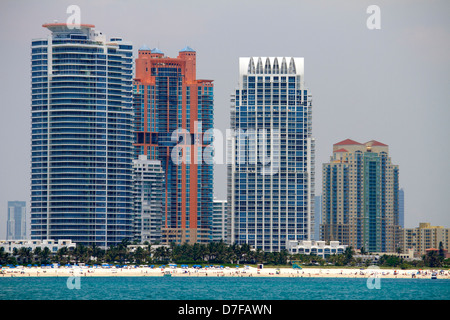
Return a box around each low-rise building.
[287,240,347,258]
[0,239,76,254]
[402,223,449,257]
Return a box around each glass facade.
[133,47,214,244]
[30,24,134,248]
[7,201,27,240]
[228,57,315,252]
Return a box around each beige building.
[402,223,450,256]
[321,139,400,253]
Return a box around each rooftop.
[180,46,196,52]
[334,139,363,146]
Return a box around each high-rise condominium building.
[228,57,315,252]
[133,46,214,244]
[212,199,227,242]
[30,23,134,248]
[321,139,400,252]
[7,201,27,240]
[133,155,164,243]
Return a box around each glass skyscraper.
[7,201,27,240]
[227,57,315,252]
[133,46,214,244]
[30,23,134,248]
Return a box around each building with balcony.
[30,22,134,248]
[321,139,400,253]
[227,57,315,252]
[133,46,214,244]
[286,240,347,258]
[402,222,449,256]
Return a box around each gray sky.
[0,0,449,239]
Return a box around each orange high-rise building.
[133,46,214,244]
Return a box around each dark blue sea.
[0,277,449,300]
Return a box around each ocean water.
[0,277,448,300]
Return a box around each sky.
[0,0,449,239]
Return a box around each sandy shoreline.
[1,266,449,279]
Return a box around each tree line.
[1,239,449,269]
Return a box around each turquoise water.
[0,277,449,300]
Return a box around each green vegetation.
[0,240,448,269]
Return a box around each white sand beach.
[1,265,449,279]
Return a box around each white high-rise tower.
[227,57,315,252]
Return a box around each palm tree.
[90,243,104,264]
[40,247,51,264]
[56,247,69,265]
[133,247,146,264]
[18,247,33,265]
[73,244,88,264]
[0,247,10,265]
[33,247,42,264]
[343,247,354,265]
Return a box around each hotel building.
[30,23,134,248]
[321,139,400,253]
[227,57,315,252]
[133,46,214,244]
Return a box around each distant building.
[0,239,76,254]
[402,222,449,256]
[7,201,26,240]
[30,23,134,248]
[314,195,322,241]
[321,139,400,253]
[286,240,347,258]
[353,248,418,263]
[133,155,164,244]
[212,200,227,242]
[399,188,405,228]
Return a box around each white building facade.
[30,23,134,248]
[0,239,76,254]
[287,240,347,258]
[227,57,315,252]
[212,199,227,242]
[133,155,164,244]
